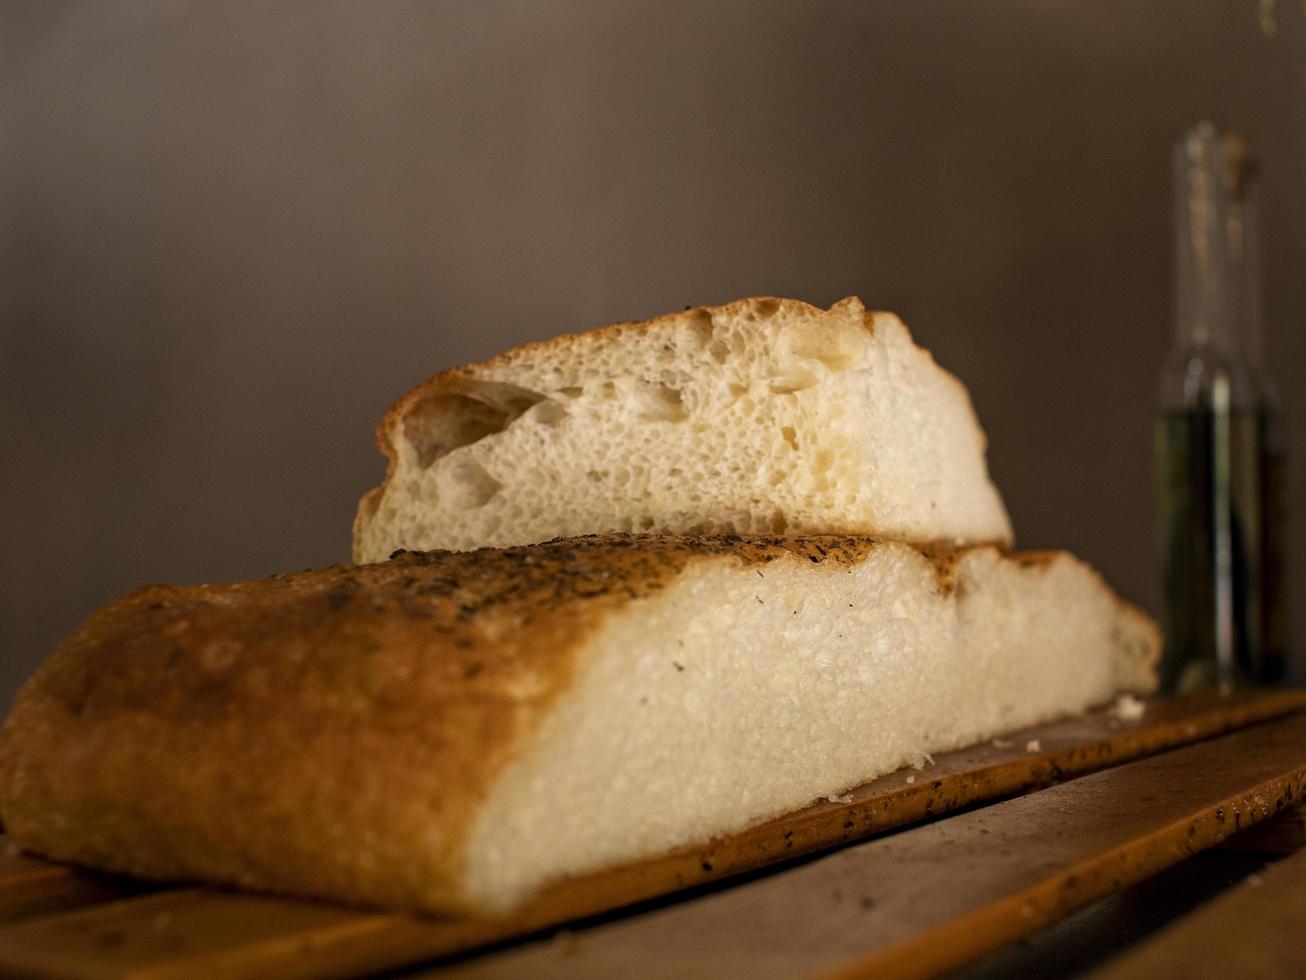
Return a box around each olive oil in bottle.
[1156,406,1260,691]
[1223,133,1289,684]
[1156,122,1262,693]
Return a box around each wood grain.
[1090,845,1306,979]
[0,692,1300,980]
[1218,803,1306,856]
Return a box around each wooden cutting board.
[0,689,1303,980]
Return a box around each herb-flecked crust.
[0,533,1100,913]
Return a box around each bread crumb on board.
[1113,693,1146,722]
[826,792,854,804]
[1025,739,1041,753]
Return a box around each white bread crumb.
[1112,693,1146,722]
[1025,739,1042,753]
[354,297,1014,561]
[465,542,1158,911]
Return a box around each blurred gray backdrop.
[3,0,1304,705]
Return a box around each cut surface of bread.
[353,297,1013,562]
[0,535,1157,916]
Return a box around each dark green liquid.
[1257,406,1288,682]
[1156,408,1261,691]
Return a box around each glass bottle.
[1156,122,1262,693]
[1223,132,1288,683]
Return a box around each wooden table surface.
[0,689,1303,979]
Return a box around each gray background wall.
[2,1,1304,706]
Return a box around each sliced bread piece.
[353,297,1013,562]
[0,534,1157,916]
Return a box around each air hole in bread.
[634,384,687,423]
[688,309,714,348]
[440,458,503,509]
[780,426,799,451]
[527,400,568,427]
[558,386,583,399]
[769,368,818,394]
[787,326,866,372]
[707,339,729,364]
[812,350,857,371]
[402,382,549,468]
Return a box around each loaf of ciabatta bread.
[353,297,1013,562]
[0,534,1157,916]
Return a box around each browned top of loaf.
[0,533,985,912]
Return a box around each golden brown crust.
[0,533,878,912]
[0,533,1093,914]
[0,536,684,912]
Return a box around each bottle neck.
[1224,137,1265,371]
[1173,123,1235,354]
